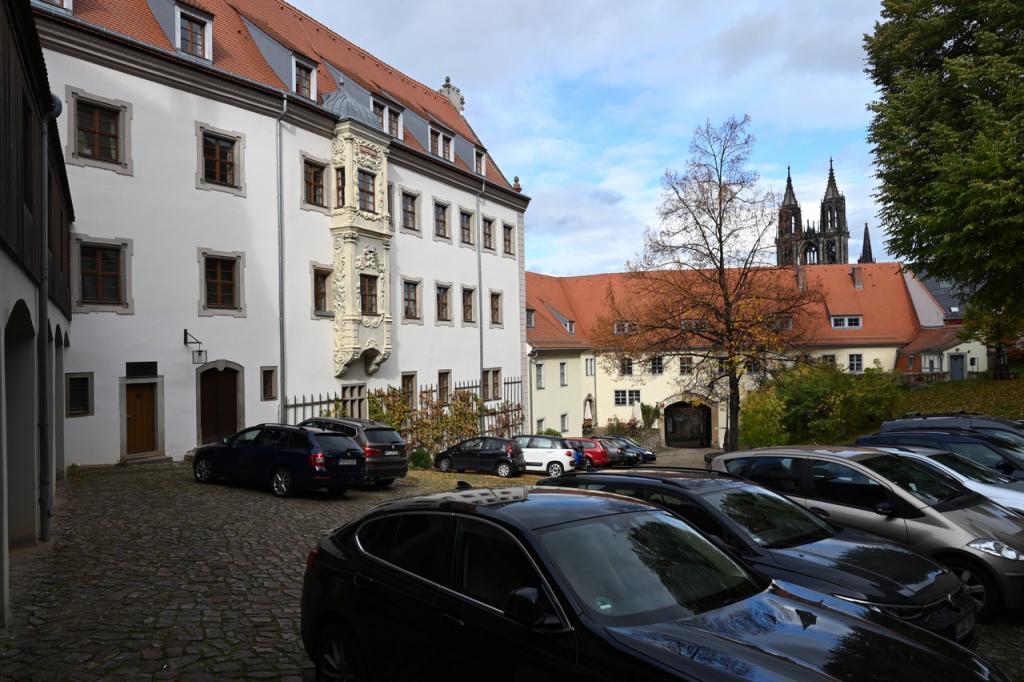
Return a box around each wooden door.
[126,383,157,454]
[201,368,238,444]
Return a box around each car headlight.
[968,538,1024,561]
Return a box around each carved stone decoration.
[356,142,384,172]
[331,134,350,165]
[355,246,386,273]
[365,348,389,375]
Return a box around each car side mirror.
[222,437,230,445]
[873,502,895,517]
[503,587,549,629]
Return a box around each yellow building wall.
[527,350,588,435]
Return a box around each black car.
[883,414,1024,445]
[192,423,365,497]
[858,430,1024,480]
[434,437,525,478]
[606,436,657,463]
[538,468,977,645]
[301,486,1007,682]
[299,417,408,488]
[597,438,640,466]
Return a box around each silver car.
[876,446,1024,515]
[712,445,1024,620]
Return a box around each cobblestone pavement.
[1,462,1023,680]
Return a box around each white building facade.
[33,0,529,466]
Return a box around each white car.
[513,435,577,477]
[879,445,1024,515]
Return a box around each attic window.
[372,99,403,137]
[475,150,486,175]
[429,127,454,162]
[613,321,634,335]
[563,321,575,334]
[680,319,708,332]
[831,315,862,329]
[175,6,212,61]
[293,59,316,100]
[526,309,535,328]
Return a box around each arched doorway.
[197,360,244,445]
[664,401,712,448]
[5,300,37,546]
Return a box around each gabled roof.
[50,0,513,189]
[899,327,964,354]
[525,273,588,350]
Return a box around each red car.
[567,437,622,468]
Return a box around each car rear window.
[317,434,360,454]
[364,427,403,444]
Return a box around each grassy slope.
[896,379,1024,419]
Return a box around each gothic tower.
[775,166,801,266]
[817,158,849,264]
[858,223,875,264]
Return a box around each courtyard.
[1,461,1023,680]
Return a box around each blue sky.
[292,0,885,275]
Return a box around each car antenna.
[455,480,473,491]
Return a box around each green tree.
[865,1,1024,311]
[959,302,1024,379]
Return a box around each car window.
[317,434,360,455]
[646,490,725,537]
[927,453,1012,484]
[454,518,543,611]
[810,460,888,509]
[703,486,833,548]
[233,428,262,444]
[980,428,1024,447]
[365,427,403,444]
[566,440,581,449]
[723,457,750,476]
[859,455,963,507]
[515,436,531,448]
[254,427,286,446]
[483,439,503,450]
[747,457,803,494]
[358,514,448,585]
[461,438,483,451]
[893,436,942,449]
[947,442,1006,467]
[530,437,557,449]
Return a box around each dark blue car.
[192,423,365,497]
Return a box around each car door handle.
[441,612,464,628]
[809,507,830,518]
[353,573,374,589]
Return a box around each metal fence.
[284,376,524,437]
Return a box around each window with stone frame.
[437,371,451,404]
[80,244,123,304]
[372,101,385,129]
[202,132,236,187]
[388,110,400,137]
[482,218,494,250]
[491,369,501,401]
[204,256,237,309]
[436,284,451,322]
[66,373,93,417]
[75,99,120,163]
[620,358,633,376]
[559,362,567,386]
[462,287,475,322]
[430,130,440,155]
[460,211,473,244]
[360,274,378,315]
[336,167,345,207]
[434,202,449,238]
[490,292,501,325]
[357,170,376,212]
[401,373,416,408]
[261,367,277,401]
[179,12,206,57]
[651,356,664,375]
[304,160,325,206]
[503,224,514,254]
[679,356,693,374]
[535,363,544,389]
[403,280,420,320]
[402,192,417,230]
[475,150,485,174]
[295,62,313,99]
[313,268,331,315]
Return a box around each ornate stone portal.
[330,118,393,377]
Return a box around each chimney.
[850,266,863,289]
[438,76,465,112]
[513,176,522,193]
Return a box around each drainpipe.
[475,179,486,433]
[276,95,288,423]
[38,93,61,543]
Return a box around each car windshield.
[619,437,641,447]
[860,456,963,505]
[364,427,403,444]
[926,453,1012,484]
[701,486,833,548]
[537,511,761,625]
[986,432,1024,451]
[317,434,359,454]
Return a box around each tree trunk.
[994,344,1010,380]
[726,371,741,452]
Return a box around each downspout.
[276,95,288,423]
[38,93,61,543]
[475,180,486,433]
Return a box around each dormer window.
[563,320,575,334]
[175,6,213,61]
[830,315,862,329]
[475,150,486,175]
[526,309,535,328]
[293,59,316,100]
[613,320,634,335]
[371,99,403,137]
[429,127,454,162]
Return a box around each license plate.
[955,613,975,640]
[385,449,399,457]
[337,459,356,466]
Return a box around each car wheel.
[437,456,452,473]
[193,454,213,483]
[496,462,512,478]
[373,478,395,489]
[944,556,1001,621]
[585,456,594,470]
[315,623,363,682]
[547,462,564,477]
[270,467,294,498]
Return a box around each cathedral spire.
[782,165,798,206]
[824,157,842,200]
[858,223,875,264]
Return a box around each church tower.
[858,223,875,264]
[775,166,801,266]
[817,158,849,264]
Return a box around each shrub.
[605,417,640,436]
[640,403,661,429]
[739,387,788,448]
[408,448,432,469]
[539,427,563,437]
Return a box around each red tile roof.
[60,0,511,188]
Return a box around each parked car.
[193,423,365,497]
[298,417,408,488]
[713,446,1024,619]
[511,435,578,476]
[434,437,525,478]
[566,437,621,468]
[857,430,1024,480]
[606,436,657,463]
[883,414,1024,445]
[875,446,1024,516]
[301,485,1009,682]
[597,437,638,466]
[538,467,977,645]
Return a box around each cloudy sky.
[293,0,885,275]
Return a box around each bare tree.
[593,116,820,451]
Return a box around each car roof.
[368,486,652,530]
[719,445,897,462]
[868,429,994,440]
[554,468,747,494]
[309,417,389,427]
